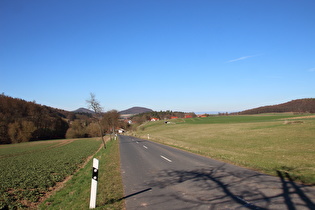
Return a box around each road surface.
[119,135,315,209]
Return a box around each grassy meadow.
[134,113,315,185]
[0,137,124,209]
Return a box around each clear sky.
[1,0,314,112]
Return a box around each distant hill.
[72,108,94,114]
[239,98,315,114]
[119,107,153,115]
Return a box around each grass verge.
[39,138,124,209]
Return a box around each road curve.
[119,135,315,210]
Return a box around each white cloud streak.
[227,54,260,63]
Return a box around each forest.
[0,94,126,144]
[238,98,315,114]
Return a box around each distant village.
[118,113,209,134]
[149,113,208,122]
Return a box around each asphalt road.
[119,135,315,210]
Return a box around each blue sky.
[1,0,314,112]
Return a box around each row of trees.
[65,110,128,139]
[130,110,197,124]
[0,94,125,144]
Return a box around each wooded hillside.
[0,94,125,144]
[239,98,315,114]
[119,107,153,115]
[0,94,71,144]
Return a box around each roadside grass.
[39,138,124,210]
[134,114,315,185]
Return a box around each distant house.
[123,119,133,124]
[171,116,178,119]
[184,115,192,118]
[197,114,207,118]
[151,118,159,121]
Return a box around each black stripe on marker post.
[92,167,98,181]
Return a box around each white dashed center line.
[143,145,148,149]
[160,155,172,162]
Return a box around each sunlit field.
[134,114,315,185]
[0,138,102,209]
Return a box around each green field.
[0,138,102,209]
[134,114,315,185]
[39,138,124,210]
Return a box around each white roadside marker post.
[89,158,99,209]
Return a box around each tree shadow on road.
[145,164,315,209]
[277,170,315,210]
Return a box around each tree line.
[130,110,197,124]
[238,98,315,115]
[65,109,128,139]
[0,94,126,144]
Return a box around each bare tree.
[86,93,106,149]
